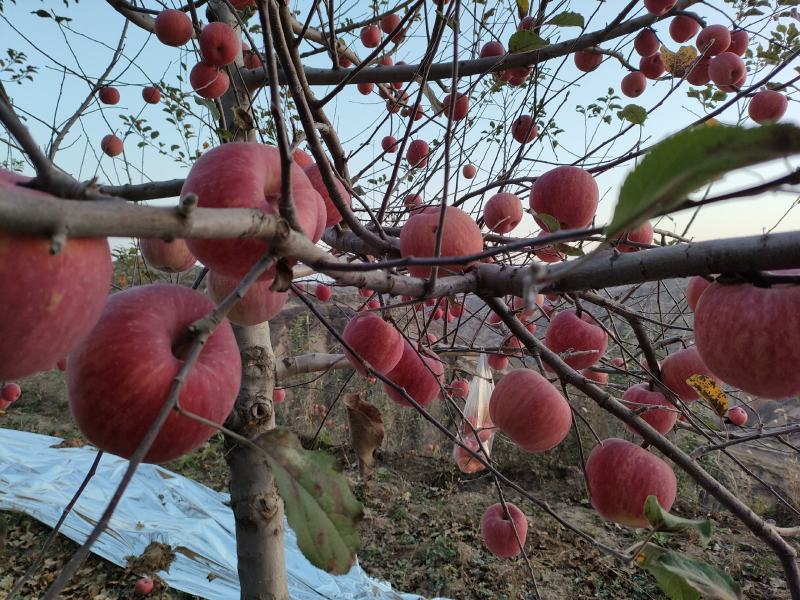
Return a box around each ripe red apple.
[303,163,352,228]
[1,382,21,403]
[449,377,470,398]
[612,221,654,252]
[230,0,256,8]
[622,383,677,435]
[718,72,746,93]
[399,205,484,277]
[639,53,666,79]
[489,368,572,452]
[183,142,324,280]
[728,29,749,56]
[99,86,120,105]
[484,193,523,234]
[634,29,660,57]
[139,238,196,273]
[450,302,464,317]
[748,90,788,124]
[443,92,469,120]
[134,577,154,597]
[406,139,429,168]
[155,9,193,47]
[709,52,746,87]
[529,166,599,230]
[431,306,444,320]
[273,388,286,404]
[101,134,123,157]
[582,368,608,386]
[206,270,288,326]
[358,287,374,298]
[404,193,423,210]
[360,25,381,48]
[669,15,700,43]
[586,438,677,528]
[544,310,608,370]
[480,502,528,557]
[643,0,676,16]
[56,358,68,372]
[68,284,241,463]
[453,416,492,474]
[505,65,532,86]
[380,13,403,40]
[315,283,332,302]
[190,62,230,99]
[611,356,625,368]
[727,406,748,426]
[0,172,111,380]
[659,346,720,401]
[242,43,262,69]
[342,311,404,376]
[534,231,566,263]
[142,86,161,104]
[621,71,647,98]
[292,148,314,169]
[574,51,602,73]
[487,354,509,370]
[694,279,800,399]
[511,115,538,144]
[480,41,505,58]
[463,164,477,179]
[383,340,444,407]
[381,135,398,153]
[199,22,239,66]
[697,25,731,56]
[686,58,711,85]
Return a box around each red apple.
[449,377,470,398]
[142,86,161,104]
[273,388,286,404]
[669,15,700,43]
[0,170,112,380]
[611,356,625,368]
[534,231,566,263]
[544,310,608,370]
[242,43,262,69]
[511,115,538,144]
[380,13,403,40]
[315,283,332,302]
[1,382,21,403]
[206,270,288,326]
[480,41,505,58]
[183,142,324,280]
[357,82,374,95]
[134,577,154,597]
[697,24,731,56]
[582,368,608,386]
[709,52,746,87]
[303,163,352,228]
[622,383,677,435]
[155,9,193,47]
[293,148,314,168]
[480,502,528,557]
[199,22,239,67]
[621,71,647,98]
[659,346,719,402]
[68,284,241,463]
[639,53,666,79]
[612,221,654,252]
[484,193,523,234]
[489,368,572,452]
[748,90,788,124]
[139,238,196,273]
[529,166,599,230]
[574,51,602,73]
[487,354,509,370]
[382,340,445,407]
[728,29,749,56]
[342,311,404,376]
[686,57,711,86]
[360,25,381,48]
[634,29,660,57]
[694,279,800,399]
[643,0,676,16]
[101,134,123,157]
[718,72,746,93]
[190,62,230,99]
[727,406,748,426]
[399,205,484,277]
[381,135,398,153]
[406,139,429,168]
[450,302,464,317]
[463,164,477,179]
[99,86,120,105]
[586,438,677,528]
[685,276,712,310]
[443,92,469,121]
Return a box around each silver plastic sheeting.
[0,428,449,600]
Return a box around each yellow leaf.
[661,45,698,77]
[686,374,728,417]
[516,0,529,20]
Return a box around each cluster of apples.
[96,84,161,157]
[0,382,21,411]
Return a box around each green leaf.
[257,428,362,574]
[545,11,585,27]
[618,104,647,125]
[508,30,549,53]
[534,212,560,231]
[608,124,800,237]
[557,243,584,256]
[643,496,713,547]
[638,544,741,600]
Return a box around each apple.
[511,115,538,144]
[450,302,464,317]
[484,193,523,234]
[206,270,288,326]
[718,72,746,93]
[380,13,403,40]
[406,139,429,168]
[694,278,800,399]
[659,346,719,402]
[669,15,700,43]
[99,86,120,105]
[399,205,484,277]
[685,276,712,311]
[142,86,161,104]
[183,142,324,280]
[293,148,314,168]
[622,383,677,435]
[68,283,241,463]
[242,43,262,69]
[544,310,608,370]
[634,29,660,57]
[728,29,749,56]
[643,0,676,16]
[534,231,566,263]
[199,22,239,66]
[443,92,469,120]
[342,311,404,376]
[453,417,492,474]
[574,51,602,73]
[639,53,666,79]
[727,406,748,426]
[360,25,381,48]
[586,438,677,528]
[463,164,477,179]
[449,377,470,398]
[529,165,599,230]
[480,502,528,557]
[480,41,505,58]
[505,66,532,86]
[358,287,374,298]
[273,388,286,404]
[358,81,375,96]
[315,283,332,302]
[134,576,154,597]
[582,368,608,387]
[487,354,509,370]
[190,62,230,99]
[431,306,444,320]
[303,163,352,228]
[155,9,193,47]
[686,58,711,86]
[381,135,398,153]
[748,90,788,124]
[101,134,123,157]
[612,221,654,252]
[621,71,647,98]
[1,382,21,403]
[489,368,572,452]
[139,238,196,273]
[230,0,256,8]
[0,171,112,380]
[697,25,731,56]
[382,340,445,407]
[709,52,746,87]
[611,356,625,368]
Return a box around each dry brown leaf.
[344,392,384,479]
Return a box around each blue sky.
[1,0,798,244]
